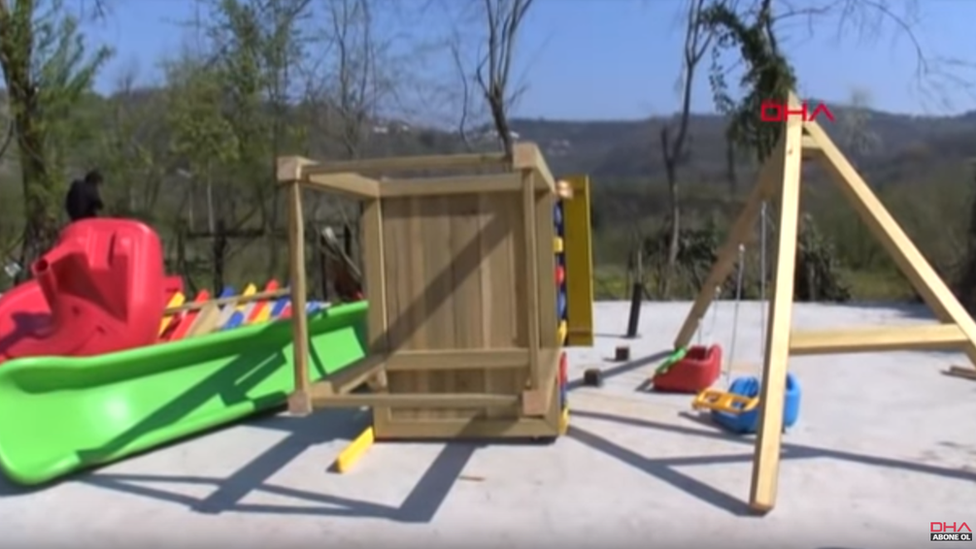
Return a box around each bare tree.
[475,0,534,156]
[97,63,168,218]
[322,0,389,160]
[306,0,396,233]
[449,31,477,151]
[658,0,713,298]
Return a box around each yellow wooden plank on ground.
[333,427,375,473]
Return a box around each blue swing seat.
[711,373,802,434]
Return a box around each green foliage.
[794,214,850,302]
[32,0,113,154]
[0,0,112,269]
[90,87,168,221]
[165,59,241,170]
[644,220,723,292]
[701,0,796,163]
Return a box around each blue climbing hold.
[269,297,290,319]
[222,311,246,331]
[557,290,567,319]
[553,203,563,229]
[711,373,801,435]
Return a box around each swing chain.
[726,244,746,386]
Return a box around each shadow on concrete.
[567,409,976,516]
[566,424,756,516]
[566,349,670,391]
[0,348,667,516]
[56,410,480,523]
[593,332,631,340]
[0,476,34,497]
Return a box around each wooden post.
[361,200,389,355]
[625,248,642,338]
[318,230,329,301]
[522,170,542,391]
[749,106,805,513]
[286,181,312,416]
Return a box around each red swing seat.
[652,344,722,393]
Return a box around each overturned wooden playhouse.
[276,143,592,441]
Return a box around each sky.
[81,0,976,121]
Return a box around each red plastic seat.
[0,218,169,365]
[652,344,722,393]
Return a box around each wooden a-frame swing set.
[674,92,976,513]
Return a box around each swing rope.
[691,207,775,414]
[724,244,746,387]
[658,285,722,376]
[662,206,762,379]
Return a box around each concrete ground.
[2,301,975,548]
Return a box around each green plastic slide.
[0,301,368,486]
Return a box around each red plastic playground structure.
[0,219,181,366]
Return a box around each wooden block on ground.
[946,365,976,380]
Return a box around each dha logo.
[759,100,835,123]
[931,522,973,542]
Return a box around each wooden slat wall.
[380,193,528,422]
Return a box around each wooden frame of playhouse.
[276,143,569,440]
[677,92,976,513]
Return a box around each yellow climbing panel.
[692,388,759,414]
[561,174,594,347]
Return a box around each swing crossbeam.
[790,324,968,355]
[692,388,759,414]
